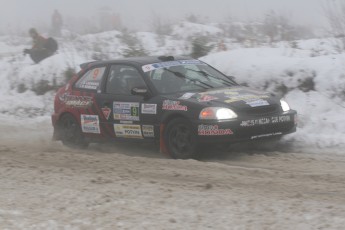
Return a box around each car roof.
[80,56,194,70]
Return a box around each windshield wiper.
[185,68,236,86]
[163,68,213,89]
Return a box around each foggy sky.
[0,0,325,31]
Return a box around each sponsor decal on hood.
[197,95,218,102]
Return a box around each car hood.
[166,86,282,114]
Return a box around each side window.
[75,67,106,90]
[106,65,146,95]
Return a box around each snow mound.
[202,48,345,151]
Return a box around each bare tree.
[119,28,148,58]
[149,12,173,36]
[322,0,345,37]
[262,10,293,43]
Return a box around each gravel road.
[1,117,345,230]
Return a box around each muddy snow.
[1,118,345,230]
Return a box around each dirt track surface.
[1,117,345,229]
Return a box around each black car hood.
[165,86,281,113]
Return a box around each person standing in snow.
[51,9,63,37]
[23,28,57,64]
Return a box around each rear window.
[75,67,106,90]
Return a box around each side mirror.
[131,87,150,98]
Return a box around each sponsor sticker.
[240,115,291,127]
[162,100,187,111]
[225,94,270,104]
[80,81,99,90]
[113,102,140,121]
[142,125,154,137]
[179,93,195,100]
[62,94,93,108]
[101,107,111,120]
[251,132,283,140]
[198,125,233,136]
[141,104,157,114]
[120,120,133,124]
[81,115,100,134]
[246,99,269,107]
[114,124,142,138]
[142,60,206,72]
[198,95,218,102]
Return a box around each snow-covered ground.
[202,47,345,153]
[1,26,344,153]
[1,23,345,229]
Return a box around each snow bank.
[0,30,344,153]
[202,47,345,152]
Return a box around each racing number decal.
[131,106,138,117]
[93,68,100,79]
[113,102,140,121]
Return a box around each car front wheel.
[59,114,89,149]
[164,118,198,159]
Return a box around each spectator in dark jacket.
[24,28,54,64]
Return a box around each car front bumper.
[193,110,297,144]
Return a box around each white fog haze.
[1,0,345,229]
[0,0,325,32]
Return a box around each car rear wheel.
[59,114,88,149]
[164,118,198,159]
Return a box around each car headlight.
[280,100,290,112]
[199,107,238,120]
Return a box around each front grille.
[241,104,281,116]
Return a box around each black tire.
[59,114,89,149]
[164,118,198,159]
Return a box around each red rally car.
[52,56,297,159]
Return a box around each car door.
[95,64,159,140]
[72,65,107,139]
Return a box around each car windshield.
[142,60,238,94]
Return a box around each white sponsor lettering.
[241,115,292,127]
[251,132,283,140]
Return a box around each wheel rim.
[168,123,194,157]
